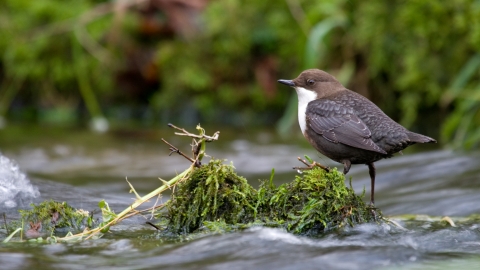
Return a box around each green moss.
[10,200,93,235]
[165,159,257,234]
[257,167,378,235]
[160,159,378,236]
[4,147,377,241]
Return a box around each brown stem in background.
[285,0,310,36]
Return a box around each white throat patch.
[295,87,317,134]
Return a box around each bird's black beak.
[277,79,295,87]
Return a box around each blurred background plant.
[0,0,479,148]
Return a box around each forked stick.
[293,156,330,172]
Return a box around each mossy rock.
[162,159,378,236]
[257,167,378,235]
[165,159,257,234]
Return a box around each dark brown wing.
[306,99,387,154]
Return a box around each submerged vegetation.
[17,200,93,234]
[2,125,378,243]
[4,200,94,242]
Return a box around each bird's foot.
[367,202,381,221]
[293,157,330,172]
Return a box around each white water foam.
[0,154,39,209]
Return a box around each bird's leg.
[367,162,381,221]
[367,162,376,206]
[293,157,330,172]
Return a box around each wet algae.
[162,159,378,235]
[8,200,93,237]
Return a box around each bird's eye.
[307,79,315,85]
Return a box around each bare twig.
[150,193,163,219]
[293,156,330,172]
[192,138,201,157]
[139,201,167,214]
[166,123,219,167]
[161,138,195,163]
[146,221,161,231]
[167,123,220,142]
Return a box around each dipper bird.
[278,69,436,205]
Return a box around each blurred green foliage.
[0,0,117,123]
[347,0,480,149]
[0,0,479,148]
[151,0,302,125]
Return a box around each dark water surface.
[1,126,480,269]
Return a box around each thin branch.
[150,193,163,219]
[146,221,161,231]
[161,138,196,164]
[293,156,330,172]
[167,123,220,142]
[192,138,201,158]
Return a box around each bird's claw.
[367,203,381,221]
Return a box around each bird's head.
[278,69,343,99]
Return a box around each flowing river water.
[1,126,480,269]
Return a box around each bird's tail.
[407,132,436,144]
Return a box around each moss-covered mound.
[9,200,93,236]
[257,167,378,234]
[162,159,379,235]
[166,159,257,234]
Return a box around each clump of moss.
[257,167,378,235]
[10,200,93,235]
[161,159,379,236]
[165,159,257,234]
